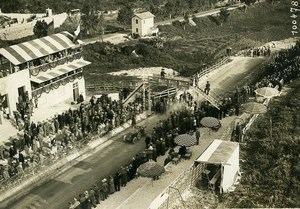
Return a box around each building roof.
[133,12,155,20]
[195,140,239,165]
[30,59,91,84]
[0,31,79,66]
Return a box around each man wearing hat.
[120,167,128,187]
[9,145,16,158]
[101,178,109,199]
[89,188,97,208]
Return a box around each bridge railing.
[196,56,230,79]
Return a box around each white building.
[132,11,159,37]
[0,31,90,117]
[194,139,240,193]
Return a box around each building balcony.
[31,70,83,98]
[0,69,11,78]
[29,51,83,76]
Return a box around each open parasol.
[137,161,165,178]
[255,87,279,98]
[242,102,267,114]
[174,134,197,147]
[200,117,220,128]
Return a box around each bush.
[132,33,140,39]
[135,43,151,56]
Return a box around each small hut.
[194,139,239,193]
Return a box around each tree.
[81,2,106,38]
[117,4,134,29]
[33,20,48,38]
[164,0,176,18]
[1,0,23,12]
[241,0,256,5]
[219,8,230,26]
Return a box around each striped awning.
[30,59,91,84]
[195,140,239,165]
[0,31,80,66]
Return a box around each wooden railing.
[85,80,143,93]
[191,86,222,109]
[29,52,82,76]
[196,56,230,79]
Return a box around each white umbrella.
[255,87,279,98]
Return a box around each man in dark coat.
[205,81,210,95]
[114,172,121,192]
[179,146,187,157]
[9,145,16,158]
[18,151,24,163]
[164,155,172,166]
[196,130,201,145]
[101,179,109,199]
[120,167,128,187]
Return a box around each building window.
[136,28,138,33]
[73,82,78,88]
[136,19,138,24]
[143,20,145,24]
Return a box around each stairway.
[191,86,222,110]
[122,83,145,106]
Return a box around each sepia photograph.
[0,0,298,208]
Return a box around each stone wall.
[0,13,68,40]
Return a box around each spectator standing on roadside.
[236,122,243,142]
[114,172,121,192]
[196,129,201,145]
[89,188,97,208]
[108,175,115,194]
[93,184,100,204]
[120,167,128,187]
[79,194,87,209]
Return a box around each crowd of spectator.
[0,94,143,186]
[240,44,272,57]
[68,101,203,209]
[254,41,300,89]
[1,40,300,207]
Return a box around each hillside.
[82,1,292,84]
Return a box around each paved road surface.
[0,56,268,209]
[0,113,169,209]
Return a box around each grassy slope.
[219,79,300,208]
[82,1,291,85]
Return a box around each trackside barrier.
[150,164,196,209]
[196,57,230,79]
[241,85,279,141]
[0,111,150,203]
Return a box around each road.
[0,55,269,209]
[155,4,244,26]
[0,113,169,209]
[82,4,245,45]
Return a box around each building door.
[3,94,9,108]
[73,82,79,102]
[18,86,25,100]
